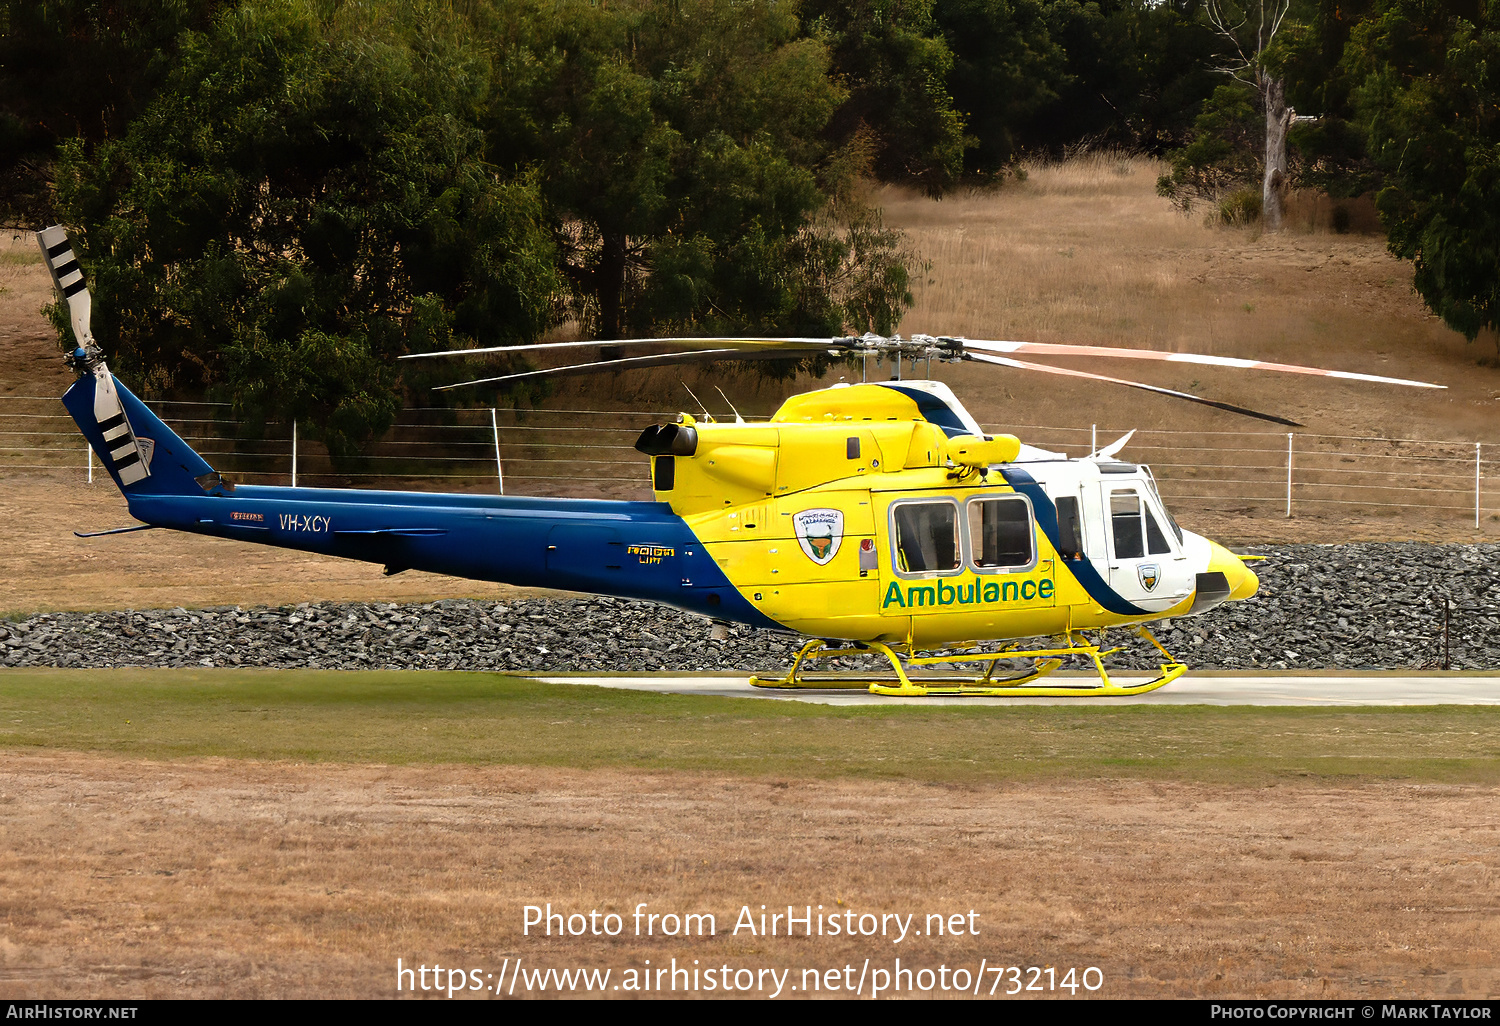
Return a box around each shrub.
[1218,187,1262,226]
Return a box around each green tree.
[52,0,559,461]
[1156,80,1265,216]
[1153,0,1308,227]
[1346,0,1500,347]
[0,0,232,226]
[802,0,969,193]
[1157,0,1394,220]
[934,0,1064,172]
[1032,0,1221,154]
[476,0,917,340]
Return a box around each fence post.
[1443,595,1450,670]
[291,419,298,488]
[1285,432,1293,518]
[87,444,92,484]
[1091,424,1097,456]
[492,407,504,495]
[1477,443,1482,529]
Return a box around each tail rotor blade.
[37,226,154,484]
[36,225,93,349]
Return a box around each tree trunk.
[1261,73,1293,232]
[597,231,627,341]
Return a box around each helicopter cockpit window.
[1141,466,1184,544]
[1109,491,1145,559]
[967,496,1033,570]
[1110,488,1175,559]
[1145,506,1173,555]
[892,501,961,574]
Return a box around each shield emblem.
[793,508,844,565]
[1138,562,1160,592]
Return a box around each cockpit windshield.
[1140,465,1183,543]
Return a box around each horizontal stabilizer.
[73,524,157,538]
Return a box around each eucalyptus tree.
[1203,0,1298,228]
[51,0,560,462]
[476,0,917,341]
[1346,0,1500,351]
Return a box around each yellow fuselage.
[647,382,1257,647]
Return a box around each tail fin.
[41,226,220,497]
[61,371,217,496]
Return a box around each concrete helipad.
[534,673,1500,706]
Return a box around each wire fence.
[4,394,1498,526]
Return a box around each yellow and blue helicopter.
[41,226,1444,697]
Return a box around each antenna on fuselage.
[714,386,746,425]
[682,383,714,422]
[1091,429,1136,460]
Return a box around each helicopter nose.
[1207,540,1259,601]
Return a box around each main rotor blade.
[403,336,838,361]
[965,351,1303,426]
[433,347,829,390]
[959,339,1445,390]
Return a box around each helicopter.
[38,226,1445,697]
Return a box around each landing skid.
[748,627,1186,697]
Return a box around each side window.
[892,501,960,574]
[1109,491,1145,559]
[1055,496,1083,560]
[967,496,1033,569]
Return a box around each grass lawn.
[2,667,1498,783]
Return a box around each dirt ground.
[0,751,1494,1000]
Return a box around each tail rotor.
[38,226,154,486]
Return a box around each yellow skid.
[748,628,1186,697]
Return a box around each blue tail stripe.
[62,372,783,630]
[1000,467,1147,617]
[878,383,972,437]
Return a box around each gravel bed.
[4,544,1498,673]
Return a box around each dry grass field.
[4,161,1500,1001]
[1,753,1496,1000]
[0,670,1495,1000]
[884,153,1498,447]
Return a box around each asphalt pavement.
[533,673,1500,706]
